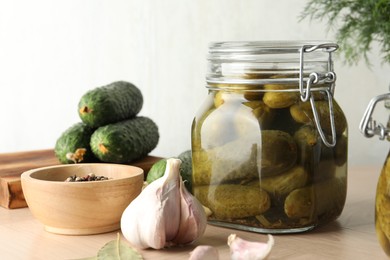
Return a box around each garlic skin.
[120,158,207,249]
[188,245,219,260]
[227,234,274,260]
[171,176,207,245]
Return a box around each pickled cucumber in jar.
[193,184,271,219]
[260,130,298,177]
[192,129,297,185]
[259,166,308,196]
[263,84,299,109]
[214,89,263,106]
[290,100,347,136]
[293,124,341,183]
[284,176,347,220]
[293,125,320,164]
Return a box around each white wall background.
[0,0,389,166]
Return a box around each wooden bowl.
[21,163,144,235]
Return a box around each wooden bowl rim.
[21,163,144,185]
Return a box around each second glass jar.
[191,41,348,233]
[360,92,390,256]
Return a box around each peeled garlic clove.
[121,158,181,249]
[188,245,219,260]
[171,177,207,245]
[227,234,274,260]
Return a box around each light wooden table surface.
[0,166,387,259]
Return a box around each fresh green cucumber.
[54,122,97,164]
[178,150,193,192]
[78,81,143,128]
[90,116,159,163]
[146,159,167,184]
[146,150,193,192]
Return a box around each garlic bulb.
[120,158,207,249]
[189,245,219,260]
[228,234,274,260]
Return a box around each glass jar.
[360,93,390,256]
[191,41,348,234]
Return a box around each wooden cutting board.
[0,149,162,209]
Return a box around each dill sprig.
[300,0,390,66]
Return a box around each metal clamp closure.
[299,43,339,148]
[359,93,390,140]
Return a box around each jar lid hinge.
[299,43,339,147]
[360,93,390,140]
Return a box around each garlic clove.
[202,205,213,217]
[171,177,207,245]
[188,245,219,260]
[227,234,274,260]
[121,158,181,249]
[162,162,182,242]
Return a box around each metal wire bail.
[311,90,337,147]
[359,93,390,140]
[299,43,339,147]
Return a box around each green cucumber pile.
[54,81,159,164]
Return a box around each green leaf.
[71,234,143,260]
[97,234,143,260]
